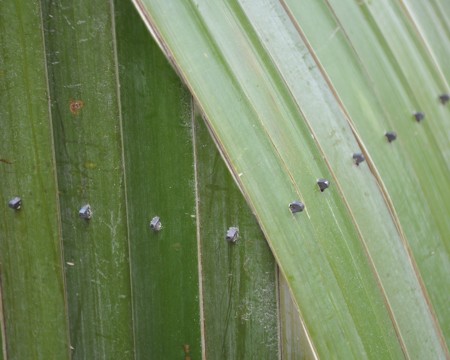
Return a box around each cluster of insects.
[7,95,447,251]
[286,93,450,215]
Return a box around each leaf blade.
[0,1,71,358]
[41,0,134,356]
[131,0,442,357]
[284,0,450,350]
[114,1,202,356]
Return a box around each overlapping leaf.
[133,0,449,357]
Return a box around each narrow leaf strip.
[115,1,202,357]
[0,1,70,358]
[41,0,134,357]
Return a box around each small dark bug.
[79,204,92,220]
[353,153,365,166]
[317,178,330,192]
[439,94,449,105]
[149,216,162,231]
[413,112,425,122]
[289,201,305,213]
[385,131,397,143]
[226,227,239,243]
[8,197,22,210]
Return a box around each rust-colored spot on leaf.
[0,159,13,165]
[183,344,191,360]
[70,99,84,115]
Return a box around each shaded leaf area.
[42,0,133,357]
[0,1,70,359]
[278,273,314,360]
[115,1,201,358]
[134,1,416,358]
[285,0,450,348]
[194,112,279,359]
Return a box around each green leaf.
[41,0,134,357]
[2,0,449,357]
[0,1,70,358]
[279,274,314,360]
[115,1,201,356]
[3,1,286,357]
[133,0,449,357]
[401,0,450,82]
[194,109,279,358]
[115,2,282,357]
[285,0,450,348]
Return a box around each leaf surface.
[133,0,449,357]
[0,1,70,358]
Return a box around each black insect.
[385,131,397,143]
[149,216,162,231]
[353,153,365,166]
[226,227,239,243]
[8,197,22,210]
[439,94,449,105]
[289,201,305,213]
[317,178,330,192]
[414,112,425,122]
[79,204,92,220]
